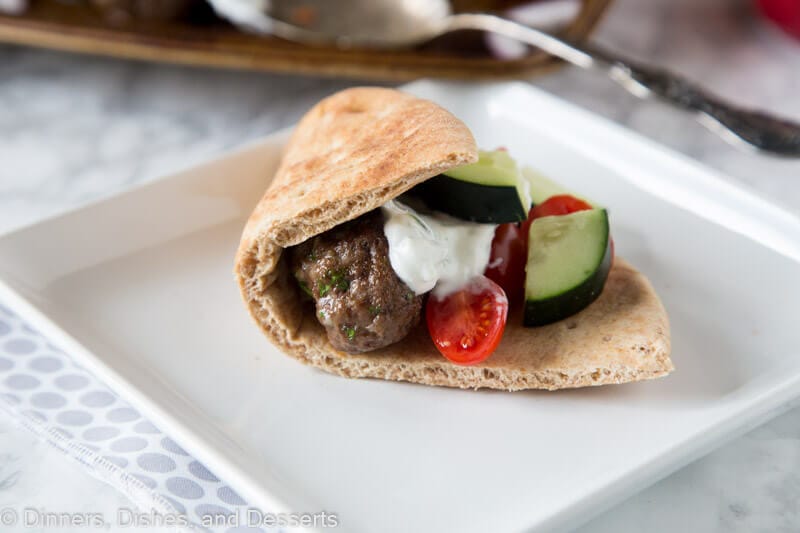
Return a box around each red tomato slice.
[529,194,615,263]
[484,222,527,302]
[486,194,602,303]
[426,276,508,365]
[528,194,593,221]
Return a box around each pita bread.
[235,87,672,391]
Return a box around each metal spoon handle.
[598,56,800,156]
[448,13,800,156]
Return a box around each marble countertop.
[1,0,800,531]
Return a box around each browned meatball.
[289,210,423,353]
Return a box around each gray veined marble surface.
[0,425,172,533]
[1,0,800,531]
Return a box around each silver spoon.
[209,0,800,156]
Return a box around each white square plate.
[2,81,800,533]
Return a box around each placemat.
[0,301,275,533]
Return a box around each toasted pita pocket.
[235,87,672,391]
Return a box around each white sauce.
[381,200,497,297]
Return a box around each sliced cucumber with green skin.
[522,167,595,207]
[524,208,612,327]
[412,150,530,223]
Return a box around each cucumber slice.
[524,208,612,327]
[522,167,595,207]
[412,150,530,223]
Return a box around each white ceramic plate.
[2,81,800,533]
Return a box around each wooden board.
[0,0,611,81]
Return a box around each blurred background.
[1,1,799,532]
[1,0,799,235]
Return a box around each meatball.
[289,210,423,353]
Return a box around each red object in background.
[757,0,800,39]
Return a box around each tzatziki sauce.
[381,200,497,297]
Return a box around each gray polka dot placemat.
[0,302,272,532]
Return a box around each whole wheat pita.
[235,87,672,391]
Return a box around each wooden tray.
[0,0,611,81]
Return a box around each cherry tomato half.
[528,194,593,221]
[486,194,604,302]
[426,276,508,365]
[484,222,527,302]
[527,194,615,264]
